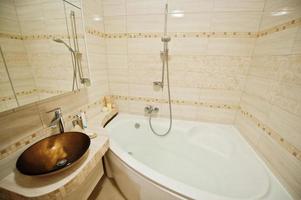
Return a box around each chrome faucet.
[144,105,159,115]
[47,108,65,133]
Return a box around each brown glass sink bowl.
[16,132,90,176]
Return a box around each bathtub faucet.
[144,105,159,115]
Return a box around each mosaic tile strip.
[1,89,67,102]
[0,138,109,200]
[103,31,258,39]
[85,28,106,38]
[1,18,300,41]
[240,108,301,161]
[86,18,301,39]
[111,95,240,110]
[0,128,50,160]
[0,33,84,40]
[0,32,22,40]
[257,18,301,38]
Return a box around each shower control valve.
[144,105,159,114]
[153,107,159,113]
[144,105,153,114]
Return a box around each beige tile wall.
[103,0,263,123]
[83,0,110,101]
[0,0,37,111]
[102,0,301,198]
[0,0,300,199]
[236,1,301,199]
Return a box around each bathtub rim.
[106,113,292,200]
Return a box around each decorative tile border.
[85,28,106,38]
[1,89,67,102]
[103,31,258,39]
[0,33,84,40]
[86,18,301,39]
[0,33,22,40]
[1,89,38,102]
[257,18,301,38]
[0,137,109,200]
[111,95,240,110]
[240,108,301,161]
[0,128,50,160]
[1,18,299,42]
[1,18,300,41]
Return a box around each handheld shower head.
[53,38,64,43]
[52,38,75,53]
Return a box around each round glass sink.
[16,132,90,176]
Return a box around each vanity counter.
[0,112,112,200]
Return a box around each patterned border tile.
[85,18,301,39]
[239,108,301,161]
[1,89,67,103]
[102,31,258,39]
[1,18,300,41]
[257,18,301,38]
[111,95,240,110]
[0,33,84,40]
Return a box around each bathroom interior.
[0,0,300,199]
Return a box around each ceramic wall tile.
[236,3,301,198]
[168,0,214,13]
[168,13,211,32]
[0,104,42,150]
[208,38,256,56]
[106,38,127,54]
[254,28,298,56]
[257,132,301,199]
[211,12,261,32]
[197,106,237,124]
[126,0,166,15]
[127,15,164,33]
[170,38,208,55]
[127,38,161,55]
[104,16,126,33]
[261,0,301,29]
[291,27,301,54]
[214,0,265,11]
[102,0,126,17]
[128,84,163,99]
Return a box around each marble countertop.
[0,112,111,199]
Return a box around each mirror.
[0,0,90,112]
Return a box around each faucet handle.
[46,107,62,114]
[144,105,153,114]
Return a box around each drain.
[128,152,133,155]
[134,123,140,129]
[56,159,67,167]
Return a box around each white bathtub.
[105,114,292,200]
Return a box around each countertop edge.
[0,138,109,200]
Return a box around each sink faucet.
[47,108,65,133]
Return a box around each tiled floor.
[88,177,126,200]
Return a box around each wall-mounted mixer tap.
[144,105,159,115]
